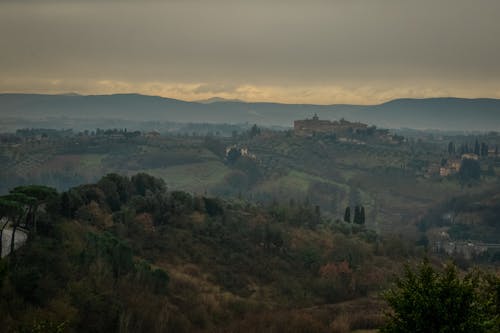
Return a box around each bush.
[382,258,500,333]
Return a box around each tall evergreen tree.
[353,206,361,224]
[480,142,488,157]
[360,206,366,224]
[448,141,455,155]
[474,139,480,155]
[343,206,351,223]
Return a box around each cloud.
[193,83,238,94]
[1,0,500,103]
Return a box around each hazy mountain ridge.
[1,93,499,131]
[195,97,246,104]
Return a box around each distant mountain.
[1,93,499,131]
[57,92,81,96]
[195,97,245,104]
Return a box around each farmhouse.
[439,159,461,177]
[461,153,479,160]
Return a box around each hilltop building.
[293,114,368,136]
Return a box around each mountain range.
[1,93,500,131]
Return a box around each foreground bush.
[382,258,500,333]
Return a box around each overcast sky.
[1,0,500,104]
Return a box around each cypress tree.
[474,139,480,155]
[354,206,361,224]
[448,141,455,155]
[343,206,351,223]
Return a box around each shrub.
[382,258,500,333]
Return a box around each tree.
[474,139,480,155]
[448,141,455,155]
[226,147,241,164]
[343,207,351,223]
[1,193,35,255]
[481,142,489,157]
[353,206,361,224]
[131,173,166,196]
[11,185,57,233]
[249,124,261,138]
[98,173,132,205]
[360,206,365,224]
[382,259,500,333]
[0,198,24,257]
[459,158,481,182]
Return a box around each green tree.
[481,142,489,157]
[249,124,261,138]
[226,147,241,164]
[382,259,500,333]
[11,185,57,233]
[343,206,351,223]
[459,158,481,182]
[360,206,365,224]
[1,192,36,254]
[0,198,24,257]
[448,141,455,155]
[131,173,166,196]
[474,139,480,155]
[353,206,361,224]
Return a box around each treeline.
[448,139,498,157]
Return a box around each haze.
[1,0,500,104]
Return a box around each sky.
[1,0,500,105]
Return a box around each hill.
[0,173,402,332]
[1,94,500,131]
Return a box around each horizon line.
[1,91,500,107]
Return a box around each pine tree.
[360,206,365,224]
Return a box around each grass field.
[79,153,107,169]
[142,160,231,194]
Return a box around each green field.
[142,160,231,194]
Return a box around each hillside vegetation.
[0,173,423,333]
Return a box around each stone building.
[293,114,368,136]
